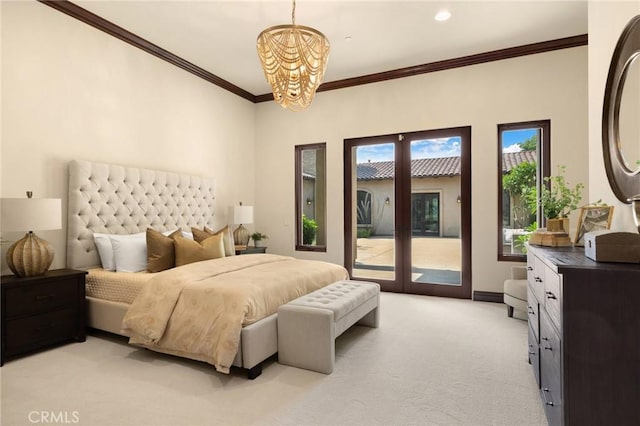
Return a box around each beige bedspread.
[121,254,348,373]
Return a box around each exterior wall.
[0,2,255,273]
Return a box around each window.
[497,120,550,261]
[295,143,326,251]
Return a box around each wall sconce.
[384,196,390,205]
[306,197,313,205]
[456,195,461,204]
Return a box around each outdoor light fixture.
[256,0,330,111]
[457,195,462,204]
[385,197,390,205]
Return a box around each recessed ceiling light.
[435,10,451,22]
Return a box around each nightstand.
[1,269,87,366]
[235,246,267,255]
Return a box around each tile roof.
[356,150,536,180]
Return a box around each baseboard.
[473,291,503,303]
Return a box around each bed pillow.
[110,232,147,273]
[93,233,116,271]
[147,228,182,273]
[191,226,236,257]
[174,233,225,267]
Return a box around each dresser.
[1,269,87,365]
[526,245,640,425]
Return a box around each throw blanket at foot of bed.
[121,254,348,374]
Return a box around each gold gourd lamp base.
[6,231,54,277]
[233,224,250,246]
[1,191,61,278]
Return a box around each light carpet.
[1,293,546,426]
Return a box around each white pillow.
[110,233,147,273]
[93,233,116,271]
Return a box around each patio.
[353,236,462,284]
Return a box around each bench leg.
[278,307,335,374]
[357,306,379,328]
[507,305,514,318]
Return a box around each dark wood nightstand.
[1,269,87,366]
[235,246,267,255]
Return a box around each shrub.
[302,214,318,245]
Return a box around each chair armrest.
[511,266,527,280]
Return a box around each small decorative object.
[584,230,640,263]
[1,192,62,277]
[526,166,583,247]
[250,232,268,248]
[256,0,330,111]
[574,205,614,246]
[229,202,253,246]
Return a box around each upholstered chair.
[503,266,527,319]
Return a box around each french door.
[344,127,471,298]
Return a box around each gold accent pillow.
[146,229,181,273]
[174,233,225,267]
[192,226,235,257]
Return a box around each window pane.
[498,121,549,261]
[296,143,326,251]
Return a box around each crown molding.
[38,0,256,103]
[39,1,586,105]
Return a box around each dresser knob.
[544,345,553,351]
[527,266,533,271]
[529,351,536,355]
[545,401,555,407]
[527,306,535,314]
[543,388,549,392]
[546,291,557,300]
[535,277,543,283]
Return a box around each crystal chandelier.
[256,0,330,111]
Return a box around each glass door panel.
[409,137,462,287]
[351,142,396,282]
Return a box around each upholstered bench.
[277,280,380,374]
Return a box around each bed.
[66,160,348,378]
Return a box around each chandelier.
[256,0,330,111]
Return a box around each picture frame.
[574,205,614,246]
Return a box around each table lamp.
[1,192,62,277]
[229,202,253,246]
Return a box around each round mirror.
[618,53,640,174]
[602,15,640,203]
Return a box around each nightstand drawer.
[4,309,78,356]
[4,279,79,318]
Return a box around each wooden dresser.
[526,245,640,426]
[1,269,87,365]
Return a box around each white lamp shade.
[229,205,253,224]
[1,198,62,232]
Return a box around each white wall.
[0,2,256,273]
[255,47,588,294]
[588,1,640,232]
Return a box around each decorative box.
[584,230,640,263]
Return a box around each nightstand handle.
[35,294,55,301]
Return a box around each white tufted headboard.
[67,160,215,270]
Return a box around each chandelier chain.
[292,0,296,25]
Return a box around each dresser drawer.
[529,255,546,304]
[540,310,563,426]
[543,267,562,330]
[4,308,78,357]
[528,324,540,388]
[4,278,79,318]
[527,285,539,342]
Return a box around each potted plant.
[526,165,584,232]
[250,232,268,247]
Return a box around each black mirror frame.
[602,14,640,204]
